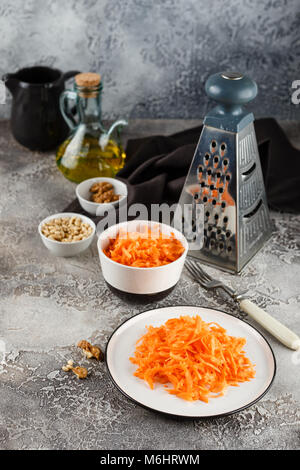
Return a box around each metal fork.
[185,257,300,350]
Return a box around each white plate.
[106,305,276,418]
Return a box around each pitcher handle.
[60,90,78,130]
[99,119,128,150]
[61,70,80,82]
[2,73,18,95]
[59,70,80,129]
[107,119,128,138]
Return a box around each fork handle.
[239,299,300,350]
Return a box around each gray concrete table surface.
[0,119,299,450]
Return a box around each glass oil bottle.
[56,72,127,183]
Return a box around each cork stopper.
[75,72,101,87]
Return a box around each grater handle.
[204,71,258,131]
[239,299,300,350]
[205,71,257,115]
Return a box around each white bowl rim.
[76,177,128,207]
[98,220,188,271]
[38,212,96,245]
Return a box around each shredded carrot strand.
[104,228,184,267]
[130,315,255,402]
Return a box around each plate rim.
[105,304,277,419]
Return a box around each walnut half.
[77,340,103,361]
[72,366,88,379]
[61,360,88,379]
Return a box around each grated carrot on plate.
[103,228,185,267]
[130,315,255,402]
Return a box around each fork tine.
[186,267,206,287]
[187,258,213,282]
[185,260,204,280]
[185,258,237,299]
[187,259,210,281]
[185,258,202,275]
[185,259,209,285]
[191,265,212,283]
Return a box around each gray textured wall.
[0,0,299,121]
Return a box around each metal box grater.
[176,71,273,272]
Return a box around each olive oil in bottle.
[56,72,127,184]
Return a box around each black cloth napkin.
[65,118,300,218]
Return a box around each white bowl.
[38,212,96,257]
[98,220,188,295]
[76,177,128,216]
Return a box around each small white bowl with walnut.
[38,213,96,256]
[76,177,128,216]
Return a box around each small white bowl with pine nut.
[38,213,96,257]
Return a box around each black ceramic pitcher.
[3,66,79,151]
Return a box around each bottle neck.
[75,83,102,125]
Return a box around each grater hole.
[226,231,231,238]
[207,168,212,175]
[225,174,231,181]
[216,171,221,178]
[210,140,217,152]
[244,199,263,218]
[212,199,217,205]
[227,246,232,253]
[242,162,256,176]
[198,165,203,173]
[214,214,219,220]
[194,193,199,200]
[219,187,224,193]
[187,233,196,242]
[204,153,210,162]
[223,216,228,224]
[208,225,213,232]
[210,184,215,190]
[201,181,206,187]
[223,158,229,166]
[220,143,226,152]
[219,242,224,250]
[221,202,226,209]
[217,228,222,235]
[203,196,208,203]
[205,211,210,217]
[213,156,219,164]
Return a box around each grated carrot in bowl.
[130,315,256,402]
[103,228,185,268]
